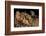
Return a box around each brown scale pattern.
[15,11,39,27]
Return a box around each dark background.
[14,8,39,16]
